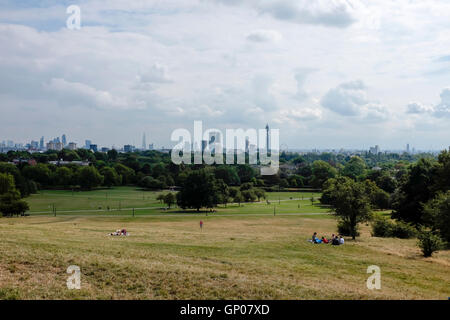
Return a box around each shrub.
[391,221,417,239]
[337,220,360,237]
[371,217,394,237]
[417,230,443,257]
[371,218,417,239]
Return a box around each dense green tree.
[325,176,372,239]
[156,194,165,203]
[139,176,165,189]
[176,170,220,211]
[114,163,135,185]
[77,166,103,190]
[424,191,450,245]
[164,193,176,208]
[107,149,118,161]
[0,172,16,195]
[216,179,230,207]
[242,189,257,202]
[341,156,367,180]
[254,188,266,201]
[310,160,337,189]
[214,166,240,185]
[237,165,256,183]
[433,150,450,193]
[392,158,436,225]
[22,164,51,186]
[54,167,73,188]
[0,191,29,217]
[100,167,121,187]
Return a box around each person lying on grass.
[109,229,129,236]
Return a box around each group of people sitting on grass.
[309,232,344,245]
[109,228,129,236]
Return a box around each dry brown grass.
[0,215,448,300]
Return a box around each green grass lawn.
[25,187,327,217]
[1,187,448,300]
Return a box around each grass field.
[0,187,449,300]
[24,187,327,217]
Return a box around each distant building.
[39,136,44,150]
[89,144,98,152]
[49,160,89,166]
[68,142,77,150]
[12,159,37,166]
[369,145,380,154]
[101,147,110,153]
[85,140,92,149]
[62,134,67,147]
[30,141,39,150]
[142,133,147,150]
[46,141,55,150]
[124,145,133,153]
[149,143,154,150]
[406,143,410,154]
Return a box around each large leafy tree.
[341,156,367,180]
[176,169,220,211]
[433,150,450,193]
[310,160,337,189]
[77,166,103,190]
[163,193,176,209]
[392,158,436,225]
[22,164,51,186]
[214,165,240,186]
[424,191,450,245]
[0,172,16,195]
[325,176,372,239]
[54,167,73,188]
[0,191,29,217]
[100,167,121,187]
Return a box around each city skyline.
[0,132,443,154]
[0,1,449,150]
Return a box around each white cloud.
[435,87,450,117]
[214,0,356,28]
[246,29,282,43]
[320,80,389,122]
[320,80,368,116]
[406,102,433,114]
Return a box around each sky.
[0,0,449,151]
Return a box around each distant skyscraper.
[62,134,67,147]
[89,144,98,152]
[39,136,44,150]
[369,145,380,154]
[85,140,92,149]
[142,133,146,150]
[406,143,410,153]
[265,124,270,151]
[68,142,77,150]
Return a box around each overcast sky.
[0,0,449,150]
